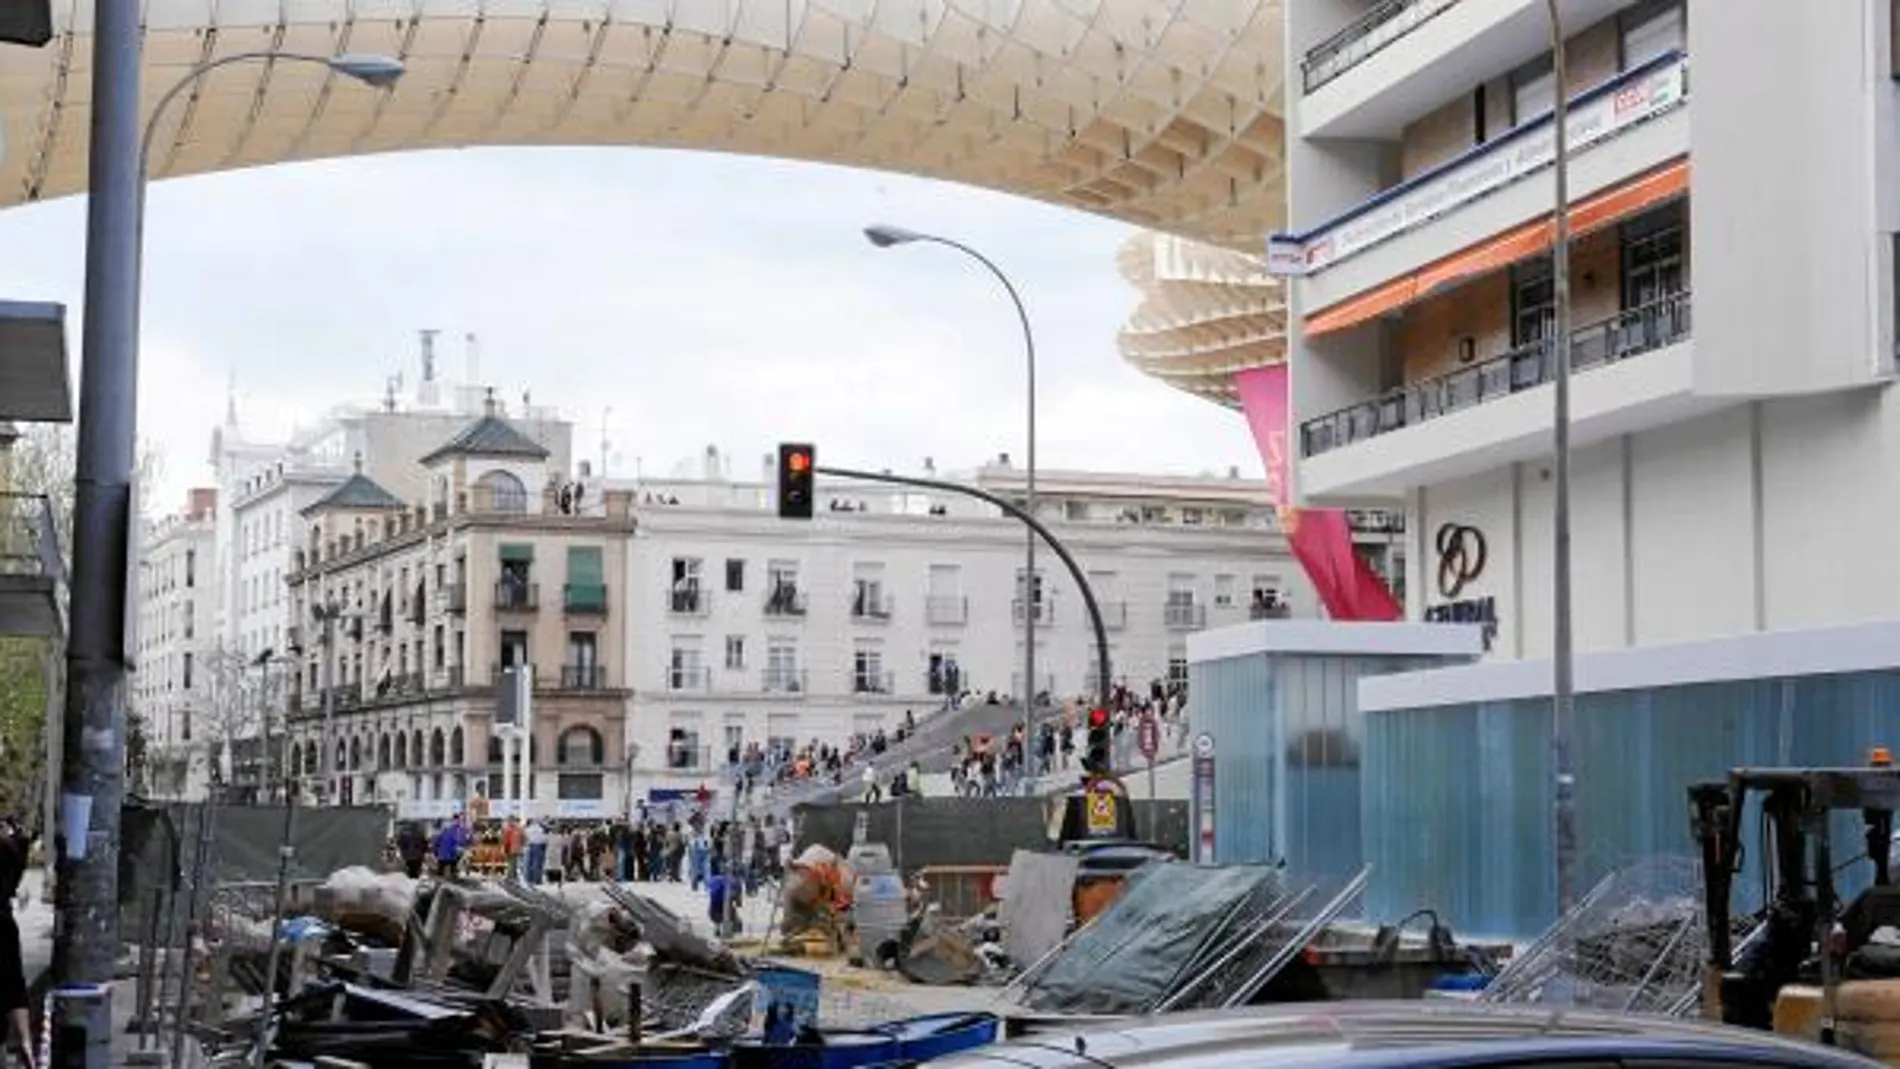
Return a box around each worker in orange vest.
[502,816,527,882]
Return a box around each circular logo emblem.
[1193,733,1216,758]
[1435,523,1488,599]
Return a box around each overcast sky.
[0,147,1263,509]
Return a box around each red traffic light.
[787,451,811,474]
[1087,707,1109,730]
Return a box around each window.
[723,722,745,758]
[667,725,702,770]
[670,557,705,612]
[499,630,529,669]
[765,642,800,692]
[567,631,598,668]
[1510,54,1555,125]
[725,558,745,592]
[724,635,746,671]
[1214,574,1236,608]
[1510,256,1556,347]
[475,469,528,512]
[928,652,962,695]
[1621,201,1686,310]
[853,646,887,694]
[670,646,706,690]
[557,773,604,800]
[565,545,606,611]
[558,725,604,766]
[182,652,193,690]
[185,548,196,588]
[1621,0,1684,69]
[1168,653,1189,687]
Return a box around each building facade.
[623,454,1341,796]
[283,402,635,818]
[132,489,219,797]
[1252,0,1900,934]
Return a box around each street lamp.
[862,224,1040,780]
[1546,0,1580,915]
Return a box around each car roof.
[936,1003,1882,1069]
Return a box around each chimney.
[483,387,498,418]
[997,452,1011,467]
[187,487,218,520]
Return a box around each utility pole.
[53,0,144,1061]
[1547,0,1580,915]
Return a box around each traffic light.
[1086,707,1111,772]
[776,443,816,520]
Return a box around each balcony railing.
[1251,602,1294,621]
[764,586,807,617]
[1165,602,1208,630]
[1012,598,1054,626]
[668,586,711,615]
[762,668,807,695]
[668,665,710,692]
[1303,291,1695,458]
[0,493,61,584]
[852,669,895,696]
[560,664,608,690]
[664,743,713,772]
[1302,0,1463,93]
[925,595,968,626]
[564,582,608,615]
[850,590,893,621]
[494,580,539,612]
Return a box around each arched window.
[450,726,465,765]
[348,736,362,771]
[395,732,408,768]
[335,740,347,772]
[290,743,303,776]
[475,469,528,513]
[430,728,446,766]
[559,726,604,767]
[487,736,503,764]
[412,729,424,767]
[377,734,391,769]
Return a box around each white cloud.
[0,146,1260,507]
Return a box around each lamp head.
[329,53,406,89]
[863,224,927,249]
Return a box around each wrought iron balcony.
[564,582,608,615]
[561,664,608,690]
[494,580,539,612]
[1303,291,1694,459]
[762,668,807,695]
[668,665,710,692]
[1165,601,1208,630]
[852,669,895,696]
[925,595,967,626]
[850,590,893,621]
[668,586,711,615]
[764,586,807,617]
[1302,0,1464,94]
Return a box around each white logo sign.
[1193,733,1216,759]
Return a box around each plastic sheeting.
[998,849,1078,970]
[1020,863,1285,1015]
[119,802,392,899]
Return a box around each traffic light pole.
[814,465,1112,715]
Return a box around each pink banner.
[1234,366,1402,623]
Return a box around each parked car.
[930,1001,1885,1069]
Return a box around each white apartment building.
[132,489,219,798]
[623,451,1340,796]
[1273,0,1900,666]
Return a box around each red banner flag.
[1234,366,1403,623]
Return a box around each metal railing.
[0,493,61,580]
[1302,0,1464,93]
[1165,601,1208,630]
[494,579,539,611]
[762,667,807,695]
[560,663,607,690]
[764,585,807,616]
[664,743,714,772]
[925,595,968,625]
[850,590,893,621]
[1303,291,1694,458]
[563,582,608,614]
[667,664,710,692]
[852,669,895,695]
[1251,602,1294,621]
[668,586,711,615]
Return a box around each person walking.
[0,822,31,1069]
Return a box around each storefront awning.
[1305,160,1690,337]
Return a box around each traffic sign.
[1193,732,1215,759]
[1085,789,1118,836]
[1138,715,1160,760]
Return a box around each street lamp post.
[1547,0,1580,915]
[862,224,1040,775]
[54,22,403,1048]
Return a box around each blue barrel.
[879,1013,1001,1063]
[730,1031,900,1069]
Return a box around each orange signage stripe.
[1304,159,1691,337]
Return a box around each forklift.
[1689,754,1900,1057]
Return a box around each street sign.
[1085,789,1118,836]
[1138,714,1160,760]
[1193,732,1215,759]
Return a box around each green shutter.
[499,543,534,563]
[566,546,604,584]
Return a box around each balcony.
[494,580,538,613]
[0,493,64,638]
[1289,52,1689,309]
[667,665,710,692]
[852,669,895,696]
[762,668,807,696]
[763,586,807,617]
[1301,291,1709,498]
[664,743,713,773]
[442,582,467,614]
[560,664,608,690]
[1299,0,1638,139]
[564,582,608,616]
[1165,602,1208,631]
[925,595,967,626]
[1011,598,1054,627]
[668,586,711,616]
[850,590,893,622]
